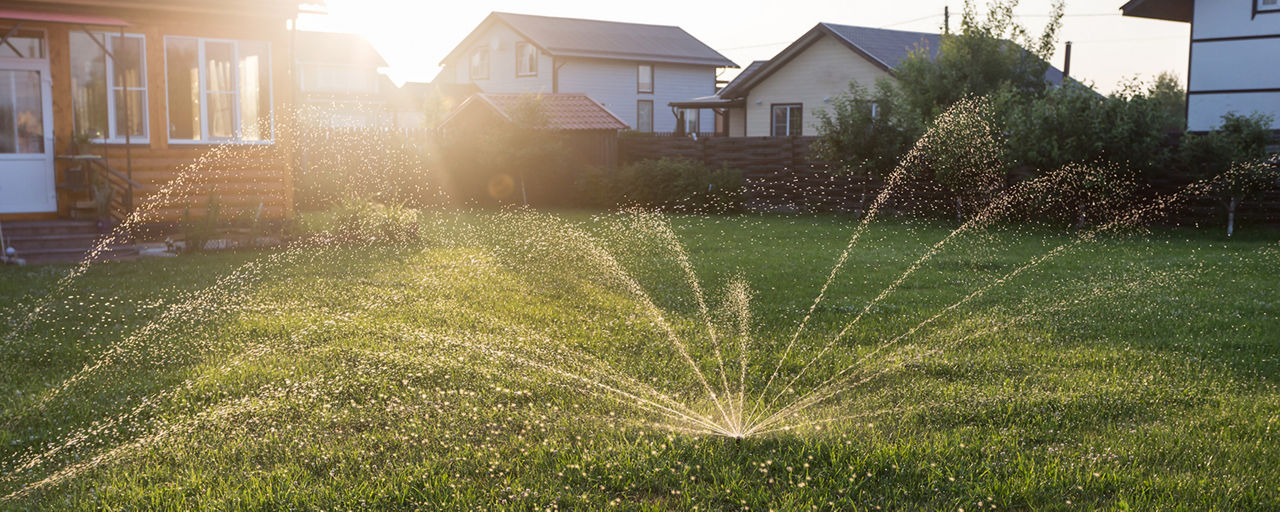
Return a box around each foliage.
[437,96,573,207]
[813,78,921,180]
[895,0,1064,122]
[1147,71,1187,132]
[331,199,423,245]
[911,96,1010,219]
[1180,112,1278,234]
[577,158,743,212]
[295,128,441,211]
[1005,79,1176,178]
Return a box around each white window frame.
[94,32,149,144]
[163,36,274,145]
[771,104,802,137]
[515,42,537,77]
[469,47,490,81]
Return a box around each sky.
[297,0,1192,94]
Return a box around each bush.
[331,199,423,245]
[578,158,743,212]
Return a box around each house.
[0,0,299,261]
[1121,0,1280,131]
[437,92,627,205]
[673,23,1065,137]
[295,31,395,129]
[434,12,737,134]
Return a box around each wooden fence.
[619,135,1280,226]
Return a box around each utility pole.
[1063,41,1073,80]
[944,6,950,34]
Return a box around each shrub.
[1180,112,1278,235]
[578,158,743,212]
[813,78,921,215]
[332,199,423,245]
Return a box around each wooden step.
[1,220,137,265]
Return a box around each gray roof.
[718,23,1064,98]
[442,12,737,68]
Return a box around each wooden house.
[0,0,300,246]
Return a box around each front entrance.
[0,59,55,214]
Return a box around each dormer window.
[1258,0,1280,15]
[469,47,490,80]
[516,42,537,77]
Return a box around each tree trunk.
[1227,197,1238,237]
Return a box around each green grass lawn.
[1,211,1278,510]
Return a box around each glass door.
[0,60,55,214]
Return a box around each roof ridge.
[493,11,685,30]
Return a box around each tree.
[1147,71,1186,132]
[812,78,921,215]
[1181,112,1278,236]
[912,96,1010,221]
[895,0,1064,123]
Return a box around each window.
[70,32,147,142]
[516,42,537,77]
[771,104,802,137]
[681,108,699,134]
[470,47,490,80]
[165,37,272,143]
[0,28,45,59]
[637,64,653,93]
[869,102,881,120]
[637,100,653,133]
[1259,0,1280,13]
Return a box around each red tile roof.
[465,93,628,131]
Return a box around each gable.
[440,12,736,68]
[746,34,891,102]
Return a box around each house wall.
[556,58,715,132]
[740,34,891,137]
[0,10,295,222]
[1187,0,1280,131]
[437,21,721,132]
[439,22,555,94]
[727,107,747,137]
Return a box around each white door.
[0,59,55,214]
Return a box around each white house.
[434,12,737,133]
[1122,0,1280,131]
[296,31,427,129]
[673,23,1065,137]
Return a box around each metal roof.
[443,93,629,131]
[442,12,737,68]
[1119,0,1192,22]
[716,23,1065,99]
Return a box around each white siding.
[557,59,716,132]
[1189,38,1280,92]
[740,34,891,136]
[439,23,555,93]
[1192,0,1280,39]
[1189,93,1280,131]
[1186,0,1280,130]
[727,107,746,137]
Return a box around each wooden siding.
[741,34,891,137]
[0,7,295,222]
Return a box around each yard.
[1,211,1278,510]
